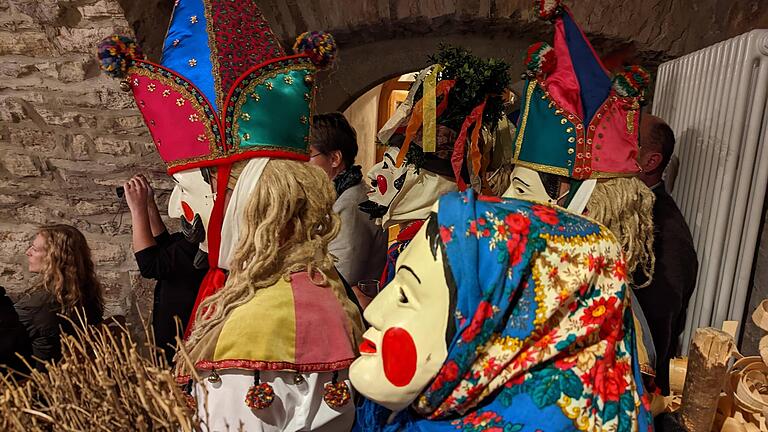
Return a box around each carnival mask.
[503,166,569,206]
[359,147,410,219]
[350,207,451,411]
[168,168,214,253]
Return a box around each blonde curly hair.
[37,224,104,322]
[585,177,656,288]
[185,160,341,351]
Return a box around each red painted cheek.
[382,327,417,387]
[181,201,194,222]
[377,175,388,195]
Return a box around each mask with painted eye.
[503,166,570,206]
[350,210,455,411]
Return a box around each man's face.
[349,212,450,411]
[359,146,410,218]
[168,169,214,252]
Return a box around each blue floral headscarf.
[355,191,652,431]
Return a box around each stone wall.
[0,0,170,327]
[1,0,767,336]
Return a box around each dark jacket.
[15,289,62,370]
[134,231,205,364]
[634,182,698,394]
[0,287,31,373]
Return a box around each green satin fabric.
[235,69,311,154]
[515,82,577,176]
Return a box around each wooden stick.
[680,327,735,432]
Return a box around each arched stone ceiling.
[116,0,768,110]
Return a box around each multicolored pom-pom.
[525,42,556,76]
[537,0,563,20]
[293,31,337,70]
[612,65,652,98]
[245,382,275,410]
[323,381,351,409]
[97,35,144,79]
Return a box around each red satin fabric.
[451,99,487,192]
[183,164,232,337]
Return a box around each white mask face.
[350,207,450,411]
[365,146,410,209]
[503,165,556,204]
[168,169,214,252]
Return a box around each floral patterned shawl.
[355,191,652,431]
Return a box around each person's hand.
[124,175,149,213]
[134,174,156,209]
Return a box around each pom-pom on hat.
[97,0,336,175]
[511,0,650,180]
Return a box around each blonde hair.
[585,177,656,287]
[185,160,340,350]
[37,224,104,322]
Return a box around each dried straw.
[0,314,205,431]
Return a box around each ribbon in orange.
[395,79,456,167]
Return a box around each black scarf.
[333,165,363,198]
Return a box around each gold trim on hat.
[512,80,537,162]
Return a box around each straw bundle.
[0,318,202,431]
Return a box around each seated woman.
[179,160,364,432]
[16,224,104,370]
[351,191,652,431]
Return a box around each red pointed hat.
[512,0,651,180]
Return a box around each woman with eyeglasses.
[309,112,387,309]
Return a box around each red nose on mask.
[377,175,388,195]
[181,201,195,222]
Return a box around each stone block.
[94,136,133,155]
[97,86,137,110]
[73,199,119,216]
[0,194,20,206]
[2,153,39,177]
[0,98,28,123]
[14,204,50,224]
[69,134,92,160]
[56,26,131,55]
[91,240,126,265]
[36,108,98,128]
[0,230,32,260]
[0,30,53,56]
[78,0,124,20]
[9,127,58,153]
[57,60,87,83]
[103,114,147,131]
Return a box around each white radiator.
[652,30,768,352]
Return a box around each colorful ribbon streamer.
[451,98,487,192]
[395,79,456,168]
[422,64,443,153]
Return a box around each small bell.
[323,371,351,409]
[245,371,275,410]
[207,369,221,384]
[119,79,131,92]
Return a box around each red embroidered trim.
[166,149,310,175]
[193,358,355,373]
